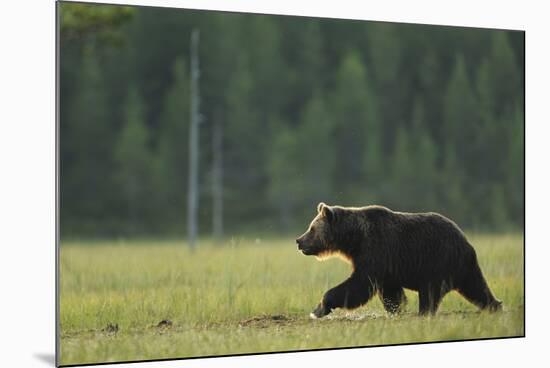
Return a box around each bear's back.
[356,206,475,288]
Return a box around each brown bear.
[296,203,502,318]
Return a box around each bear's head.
[296,202,346,261]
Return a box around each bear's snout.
[296,235,318,255]
[296,235,311,253]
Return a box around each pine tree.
[386,120,436,212]
[266,121,300,231]
[441,54,481,224]
[330,51,379,203]
[410,98,438,210]
[155,57,190,232]
[388,126,414,208]
[488,32,521,118]
[62,45,114,232]
[297,93,336,208]
[366,23,404,137]
[486,33,522,230]
[245,16,286,120]
[367,23,402,86]
[474,58,502,196]
[415,131,438,210]
[443,54,478,164]
[224,53,265,227]
[267,93,335,229]
[438,145,470,227]
[285,19,325,115]
[114,85,153,233]
[489,184,511,231]
[474,42,521,228]
[505,105,524,229]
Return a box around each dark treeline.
[59,3,524,238]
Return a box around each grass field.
[59,234,524,366]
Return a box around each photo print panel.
[57,1,525,366]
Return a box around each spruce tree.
[62,45,113,233]
[297,93,336,209]
[330,51,379,203]
[488,32,520,118]
[443,54,478,164]
[266,121,300,231]
[155,57,190,232]
[388,126,414,208]
[114,86,153,234]
[411,99,438,211]
[505,105,524,229]
[224,53,265,227]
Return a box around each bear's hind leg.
[379,286,407,314]
[418,284,447,316]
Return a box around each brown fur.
[296,202,502,318]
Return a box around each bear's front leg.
[310,275,374,319]
[310,303,330,319]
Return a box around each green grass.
[59,234,524,365]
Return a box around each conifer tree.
[62,45,113,231]
[411,99,438,210]
[155,57,190,231]
[297,93,336,209]
[488,32,520,118]
[443,54,478,165]
[330,51,379,202]
[388,126,414,208]
[114,86,153,233]
[267,121,300,231]
[223,53,264,226]
[505,105,524,228]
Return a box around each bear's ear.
[321,204,334,223]
[317,202,327,213]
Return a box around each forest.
[59,3,524,238]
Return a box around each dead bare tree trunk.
[187,29,200,250]
[212,111,223,243]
